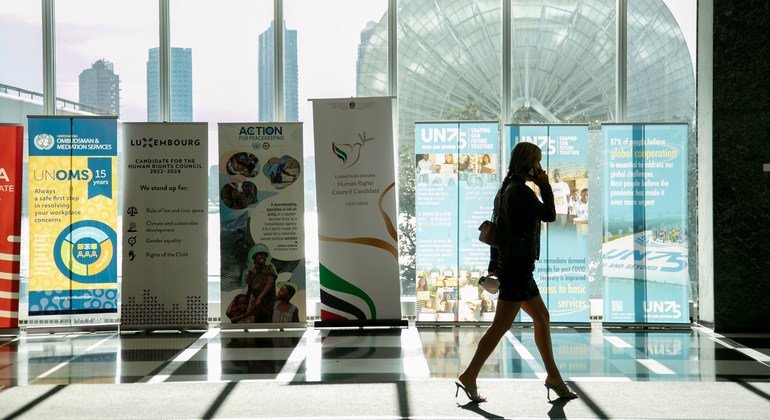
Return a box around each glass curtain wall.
[358,0,503,322]
[3,0,698,324]
[284,0,388,317]
[0,1,43,122]
[0,1,43,325]
[507,0,615,321]
[170,0,273,312]
[55,0,158,121]
[626,0,697,315]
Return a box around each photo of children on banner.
[225,293,255,324]
[226,152,260,177]
[550,169,571,230]
[272,281,300,323]
[264,155,300,189]
[220,181,259,210]
[571,188,589,237]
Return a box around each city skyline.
[147,47,193,122]
[258,21,298,122]
[0,1,695,127]
[78,59,120,116]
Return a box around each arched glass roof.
[357,0,694,126]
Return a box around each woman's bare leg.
[459,299,521,397]
[520,295,563,385]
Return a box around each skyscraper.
[147,47,193,122]
[78,59,120,116]
[258,21,298,122]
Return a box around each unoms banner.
[218,122,305,327]
[311,97,401,323]
[27,116,118,315]
[121,123,208,328]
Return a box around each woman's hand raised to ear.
[533,167,549,186]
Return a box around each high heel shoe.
[544,382,578,401]
[455,381,486,403]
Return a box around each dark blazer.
[488,178,555,271]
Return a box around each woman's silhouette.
[456,142,578,403]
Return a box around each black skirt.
[495,255,540,302]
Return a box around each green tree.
[446,96,486,121]
[398,138,416,295]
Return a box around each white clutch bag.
[478,276,500,294]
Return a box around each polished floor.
[1,323,770,418]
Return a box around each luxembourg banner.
[27,116,118,315]
[218,122,305,327]
[602,123,689,324]
[121,123,208,328]
[0,125,23,329]
[414,121,500,322]
[506,124,590,323]
[312,97,401,323]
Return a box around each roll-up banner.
[121,123,208,329]
[602,123,689,324]
[27,116,118,316]
[0,125,23,330]
[414,121,500,322]
[218,122,306,327]
[506,124,590,324]
[311,97,402,325]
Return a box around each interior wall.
[712,0,770,332]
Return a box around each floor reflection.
[0,325,768,389]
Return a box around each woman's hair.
[506,142,542,180]
[482,153,491,163]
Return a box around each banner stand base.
[119,324,209,334]
[601,322,692,330]
[314,319,408,329]
[0,328,20,337]
[24,323,119,335]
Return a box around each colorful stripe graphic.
[319,264,377,320]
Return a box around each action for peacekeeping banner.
[414,121,499,322]
[218,122,305,327]
[506,124,590,324]
[27,116,118,315]
[602,123,689,324]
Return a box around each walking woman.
[456,142,578,403]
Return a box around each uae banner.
[312,97,400,323]
[27,116,118,315]
[218,122,305,326]
[602,123,689,324]
[506,124,590,323]
[0,125,23,329]
[414,121,500,322]
[121,123,208,328]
